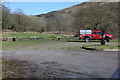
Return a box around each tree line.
[73,2,118,38]
[1,2,119,38]
[2,4,46,32]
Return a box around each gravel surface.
[2,49,118,78]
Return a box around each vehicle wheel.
[85,38,90,42]
[101,39,107,45]
[106,38,110,42]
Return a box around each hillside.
[2,2,119,38]
[35,2,118,37]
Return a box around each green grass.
[67,44,119,50]
[2,32,60,38]
[1,32,77,50]
[1,32,119,50]
[1,32,119,42]
[84,44,119,49]
[1,32,75,40]
[2,39,49,50]
[110,39,119,42]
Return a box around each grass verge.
[66,44,119,50]
[2,39,50,50]
[83,44,119,49]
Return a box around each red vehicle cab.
[79,30,113,42]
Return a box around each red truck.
[79,30,113,42]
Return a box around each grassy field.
[1,32,79,41]
[1,32,119,50]
[1,32,77,50]
[2,32,63,39]
[2,40,49,50]
[1,32,119,41]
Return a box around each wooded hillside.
[1,2,119,38]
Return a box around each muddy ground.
[1,41,119,78]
